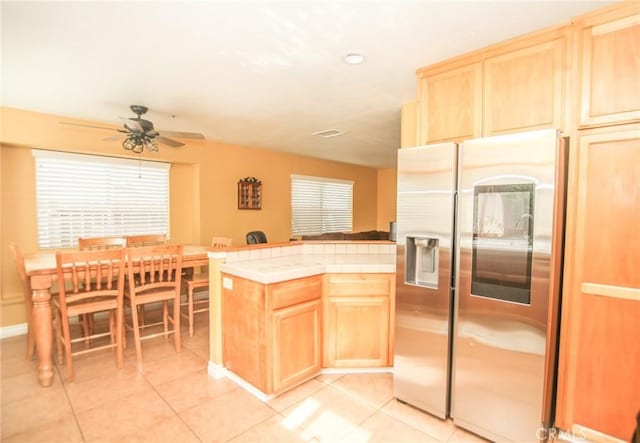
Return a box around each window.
[291,174,353,236]
[33,150,170,249]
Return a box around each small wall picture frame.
[237,177,262,210]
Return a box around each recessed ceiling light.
[312,129,344,138]
[343,52,365,65]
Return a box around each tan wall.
[400,102,417,148]
[196,143,380,246]
[0,107,384,327]
[1,146,39,327]
[376,167,397,232]
[169,162,200,244]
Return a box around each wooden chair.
[125,234,166,247]
[125,234,167,327]
[181,236,232,337]
[53,248,126,381]
[78,236,127,338]
[125,244,183,370]
[8,243,36,359]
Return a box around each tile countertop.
[214,241,397,284]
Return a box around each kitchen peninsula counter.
[209,241,397,399]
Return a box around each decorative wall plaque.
[237,177,262,209]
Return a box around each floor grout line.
[145,363,205,443]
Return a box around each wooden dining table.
[23,244,210,387]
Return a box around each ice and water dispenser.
[405,236,439,288]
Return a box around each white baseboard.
[570,425,626,443]
[226,370,276,402]
[207,361,228,379]
[0,314,86,340]
[207,361,274,402]
[0,323,28,339]
[319,367,393,375]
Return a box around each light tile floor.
[1,314,489,442]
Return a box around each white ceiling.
[1,1,613,168]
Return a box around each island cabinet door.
[323,273,394,368]
[270,299,322,393]
[325,295,390,368]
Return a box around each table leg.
[32,284,54,387]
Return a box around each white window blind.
[33,150,170,249]
[291,174,353,236]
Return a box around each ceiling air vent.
[312,129,344,138]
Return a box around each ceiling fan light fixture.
[145,137,159,152]
[122,136,139,153]
[122,134,158,154]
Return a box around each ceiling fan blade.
[103,134,125,142]
[59,121,118,132]
[157,130,205,140]
[156,136,185,148]
[119,117,143,133]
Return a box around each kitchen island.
[208,241,396,399]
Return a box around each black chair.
[246,231,268,244]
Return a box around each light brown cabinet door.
[271,299,322,393]
[576,5,640,128]
[325,295,390,367]
[556,125,640,440]
[417,62,482,144]
[483,36,565,135]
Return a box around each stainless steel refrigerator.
[393,129,567,442]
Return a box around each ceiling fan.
[59,105,205,153]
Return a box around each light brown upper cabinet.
[416,25,568,144]
[483,34,566,135]
[575,3,640,128]
[416,62,482,144]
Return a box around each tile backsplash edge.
[223,242,396,263]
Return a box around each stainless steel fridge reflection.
[394,129,566,442]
